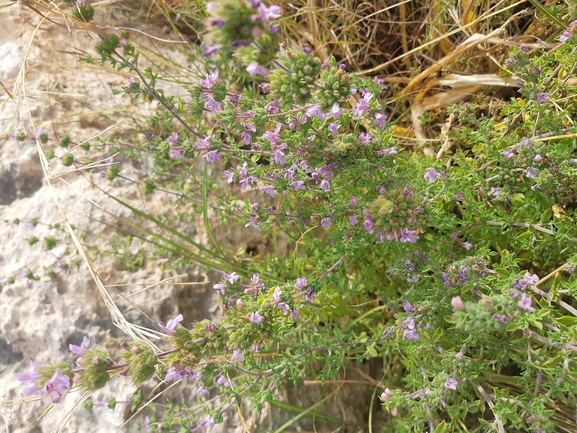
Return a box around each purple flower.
[44,369,71,403]
[251,4,281,22]
[462,241,473,250]
[200,70,219,90]
[373,76,387,90]
[209,17,225,28]
[237,162,249,177]
[70,336,90,356]
[534,154,542,163]
[490,187,503,198]
[17,360,42,397]
[424,168,441,183]
[239,175,258,190]
[159,314,183,335]
[321,217,331,229]
[224,170,234,183]
[200,416,216,429]
[351,97,370,117]
[526,167,538,179]
[169,147,185,159]
[328,122,339,135]
[536,92,550,104]
[213,283,227,295]
[502,149,515,159]
[165,366,194,382]
[263,123,282,144]
[517,292,535,312]
[494,314,508,324]
[348,215,358,226]
[560,29,572,42]
[302,43,312,55]
[403,301,416,312]
[329,103,342,120]
[445,377,458,390]
[320,179,330,191]
[273,149,286,165]
[231,349,244,362]
[403,329,420,340]
[216,374,231,387]
[269,23,281,34]
[358,132,372,145]
[245,214,261,230]
[223,272,239,284]
[261,185,277,197]
[374,112,388,127]
[167,132,178,146]
[295,276,308,289]
[204,94,219,113]
[379,146,397,156]
[203,45,221,57]
[290,180,306,191]
[203,150,221,163]
[400,229,419,244]
[195,138,211,149]
[451,296,464,310]
[402,316,415,329]
[249,311,264,323]
[247,62,268,76]
[305,104,326,121]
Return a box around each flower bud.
[451,296,464,310]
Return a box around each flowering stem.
[112,51,202,139]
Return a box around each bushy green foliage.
[15,2,577,432]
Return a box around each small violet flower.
[400,228,419,244]
[403,301,416,312]
[195,138,211,149]
[526,167,538,179]
[301,43,313,55]
[213,283,227,295]
[424,168,441,183]
[69,336,90,356]
[403,329,420,340]
[17,359,42,397]
[290,180,306,191]
[328,122,339,135]
[44,369,71,403]
[374,112,388,127]
[517,292,535,312]
[261,185,276,197]
[159,314,184,335]
[203,150,221,164]
[451,296,464,310]
[199,69,219,90]
[231,349,244,362]
[445,377,458,390]
[203,45,221,57]
[249,311,264,323]
[536,92,550,104]
[222,272,240,284]
[502,149,515,159]
[358,132,372,145]
[246,62,268,76]
[329,103,342,120]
